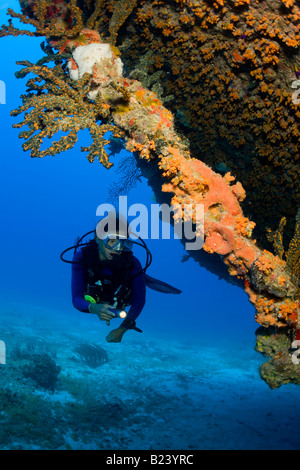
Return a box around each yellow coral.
[286,209,300,284]
[108,0,138,45]
[235,215,255,238]
[267,211,300,285]
[255,251,276,275]
[11,60,124,167]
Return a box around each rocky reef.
[0,0,299,388]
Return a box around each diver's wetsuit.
[71,241,146,329]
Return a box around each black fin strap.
[121,318,143,333]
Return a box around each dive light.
[109,308,127,319]
[84,295,127,319]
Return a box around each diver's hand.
[88,303,116,325]
[106,327,127,343]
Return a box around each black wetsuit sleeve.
[71,249,90,313]
[120,256,146,327]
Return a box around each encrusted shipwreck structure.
[1,0,300,388]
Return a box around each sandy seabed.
[0,301,299,451]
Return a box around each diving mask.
[104,233,133,252]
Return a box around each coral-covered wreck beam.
[1,0,300,388]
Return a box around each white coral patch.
[68,43,123,80]
[68,65,79,81]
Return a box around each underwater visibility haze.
[0,0,300,451]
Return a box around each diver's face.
[96,237,123,260]
[105,238,124,252]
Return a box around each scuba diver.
[60,216,182,343]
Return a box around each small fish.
[215,162,231,174]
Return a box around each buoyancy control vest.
[80,240,135,309]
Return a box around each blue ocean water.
[0,2,299,450]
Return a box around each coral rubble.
[1,0,300,388]
[22,353,61,392]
